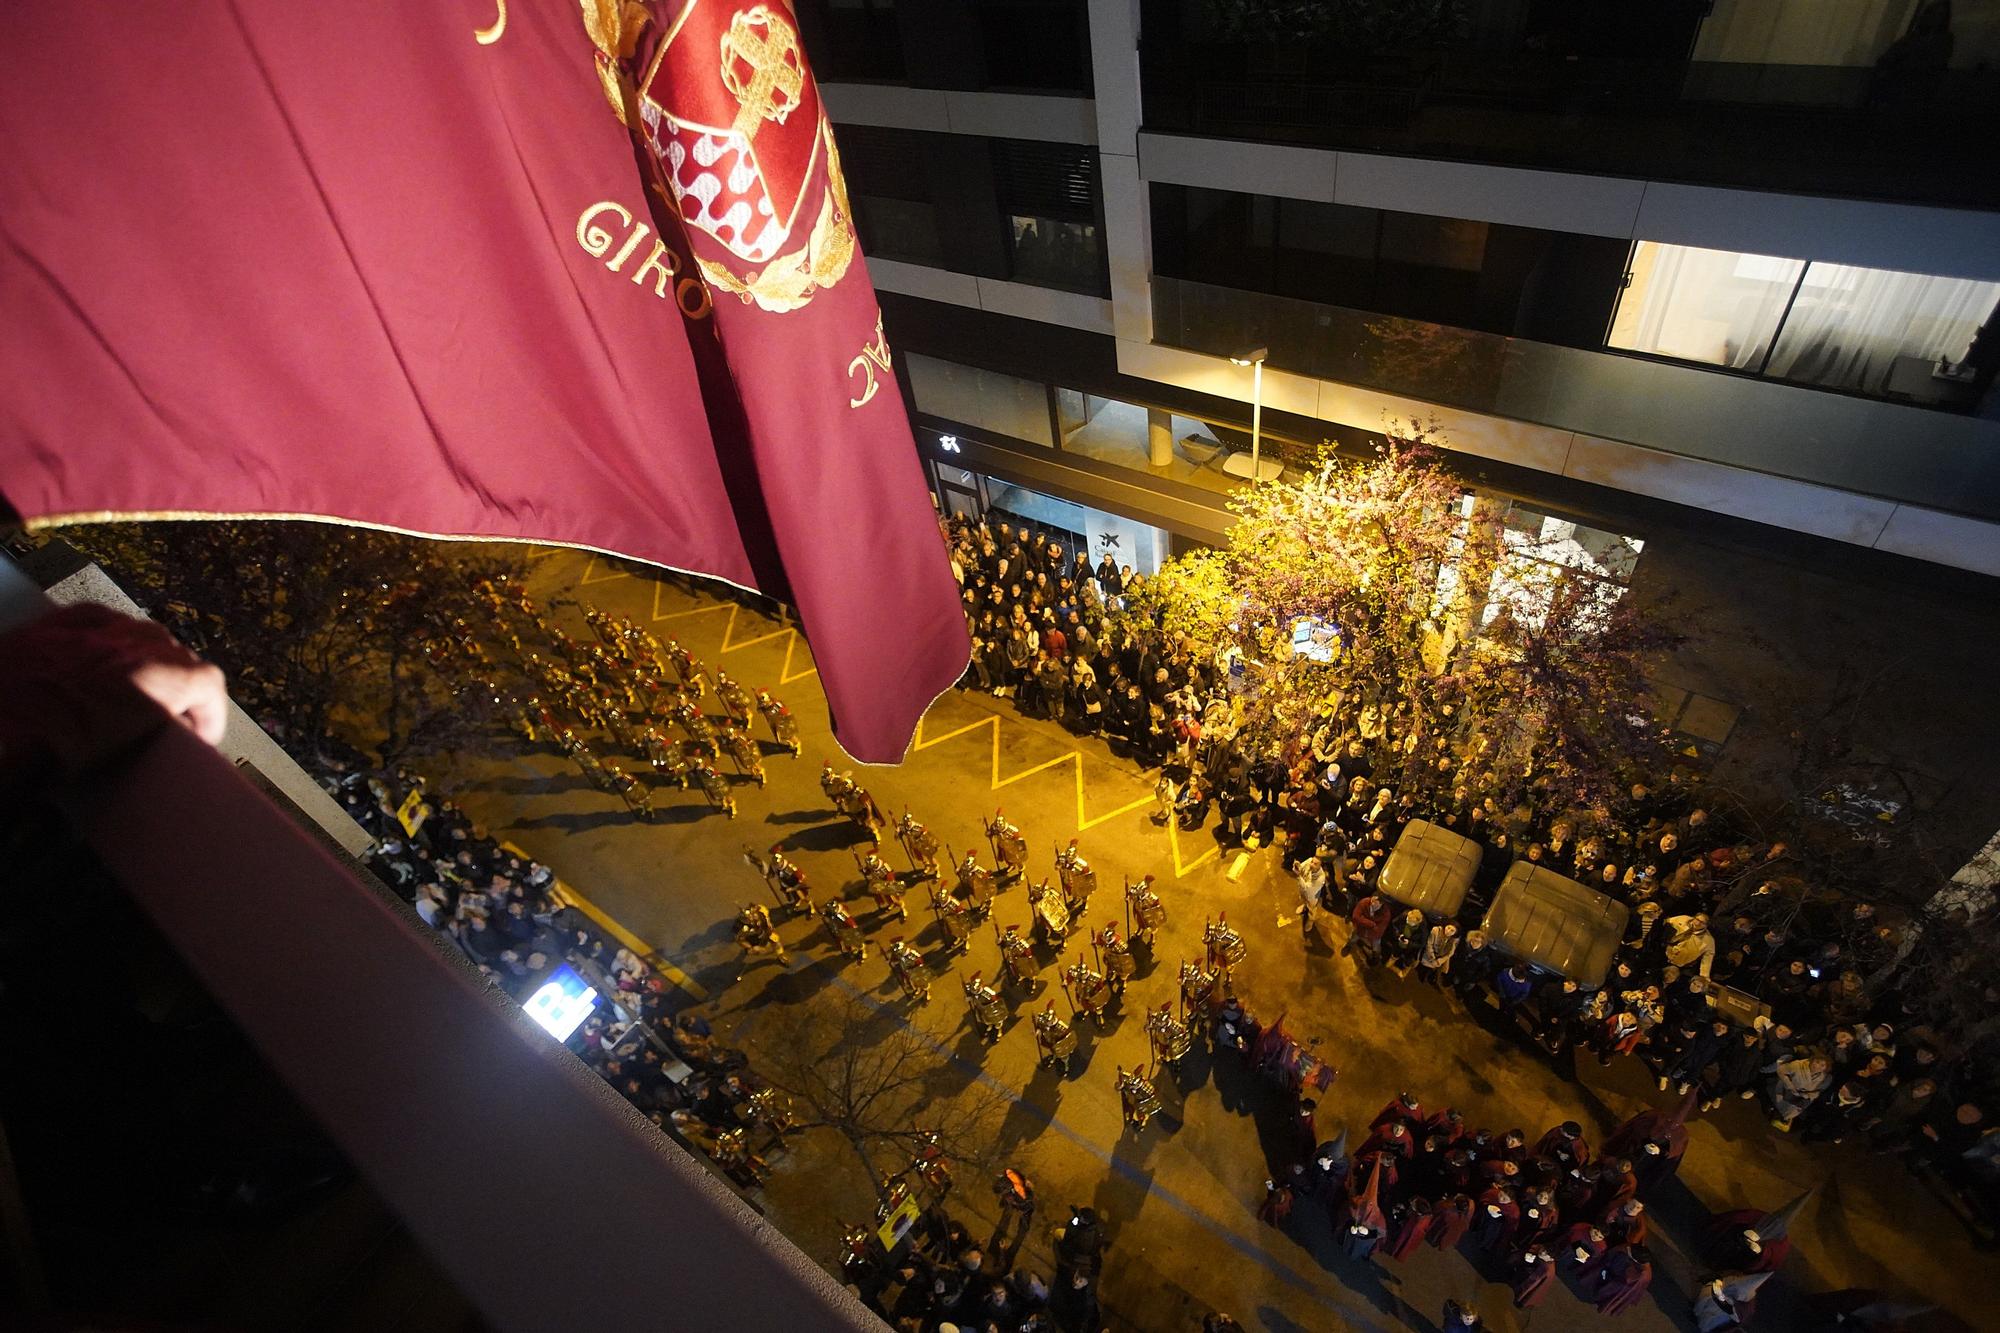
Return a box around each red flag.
[0,1,967,763]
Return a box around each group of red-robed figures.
[1254,1086,1810,1324]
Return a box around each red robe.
[1534,1126,1592,1166]
[1358,1125,1415,1160]
[1702,1208,1791,1273]
[1475,1188,1522,1252]
[1373,1097,1425,1131]
[1594,1248,1654,1315]
[1510,1250,1557,1308]
[1429,1196,1474,1250]
[1382,1205,1433,1261]
[1560,1221,1608,1278]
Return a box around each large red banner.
[0,0,967,763]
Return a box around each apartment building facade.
[797,0,2000,858]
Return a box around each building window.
[1609,241,2000,394]
[1007,215,1101,293]
[1437,497,1644,641]
[905,353,1054,446]
[854,196,943,265]
[993,139,1106,295]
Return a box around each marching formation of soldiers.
[459,575,804,824]
[718,776,1217,1139]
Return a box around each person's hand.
[0,602,228,778]
[129,655,229,745]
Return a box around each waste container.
[1378,819,1482,920]
[1482,862,1629,988]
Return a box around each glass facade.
[905,353,1055,446]
[931,461,1172,576]
[1137,0,2000,207]
[1610,241,2000,397]
[1007,215,1102,293]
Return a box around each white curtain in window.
[1763,263,2000,391]
[1693,0,1918,67]
[1608,242,1802,370]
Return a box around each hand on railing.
[0,603,228,781]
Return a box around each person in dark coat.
[1473,1185,1521,1253]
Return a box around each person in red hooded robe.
[1358,1118,1416,1162]
[1382,1196,1433,1261]
[1429,1193,1474,1251]
[1701,1188,1810,1274]
[1339,1157,1388,1260]
[1372,1092,1425,1132]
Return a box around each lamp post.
[1229,348,1268,481]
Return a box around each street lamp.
[1228,348,1268,481]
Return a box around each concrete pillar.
[1146,407,1174,467]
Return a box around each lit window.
[1610,241,2000,394]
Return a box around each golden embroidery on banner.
[719,7,805,140]
[575,199,713,319]
[580,0,653,124]
[847,313,892,409]
[693,115,855,314]
[475,0,508,45]
[577,1,857,316]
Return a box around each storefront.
[927,461,1172,577]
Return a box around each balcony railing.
[1140,41,2000,208]
[1150,275,2000,521]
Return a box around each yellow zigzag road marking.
[609,556,1216,877]
[579,553,632,586]
[908,711,1219,879]
[649,582,817,684]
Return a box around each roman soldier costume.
[1062,960,1111,1027]
[1144,1002,1192,1070]
[964,972,1007,1042]
[895,810,941,877]
[1093,921,1136,993]
[1124,874,1167,946]
[1116,1065,1163,1131]
[885,938,929,1003]
[857,849,907,920]
[753,688,801,755]
[1204,913,1248,980]
[713,671,753,725]
[1033,1003,1078,1071]
[985,811,1028,880]
[820,897,869,960]
[996,923,1040,990]
[1054,839,1096,912]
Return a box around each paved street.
[430,549,1984,1333]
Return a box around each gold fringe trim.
[23,506,971,769]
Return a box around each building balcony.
[1139,39,2000,208]
[1149,275,2000,522]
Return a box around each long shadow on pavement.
[507,808,646,833]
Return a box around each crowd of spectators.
[293,733,782,1188]
[303,732,1108,1325]
[850,1189,1111,1333]
[941,512,2000,1236]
